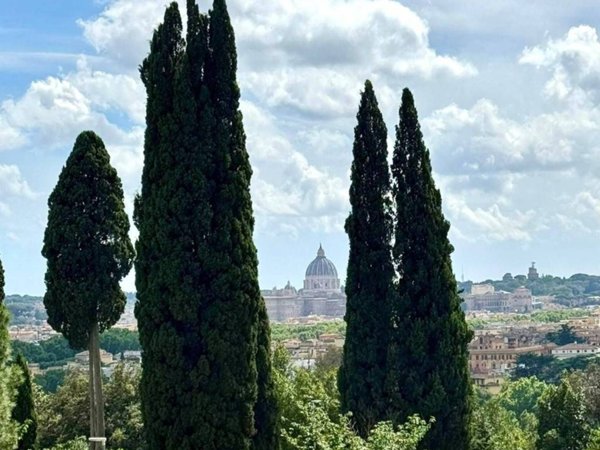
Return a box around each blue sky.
[2,0,600,294]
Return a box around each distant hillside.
[6,292,137,325]
[5,294,46,325]
[458,273,600,303]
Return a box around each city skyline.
[2,1,600,294]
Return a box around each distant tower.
[528,262,539,280]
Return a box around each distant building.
[469,331,555,386]
[464,284,533,313]
[73,349,114,366]
[528,262,539,280]
[263,245,346,322]
[552,343,599,360]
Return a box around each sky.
[2,0,600,294]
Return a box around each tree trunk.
[89,323,106,450]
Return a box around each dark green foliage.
[387,88,472,450]
[0,257,7,368]
[42,131,134,350]
[135,1,277,448]
[537,378,589,450]
[11,335,77,367]
[37,365,143,449]
[34,369,66,393]
[12,329,139,370]
[546,324,583,345]
[513,353,597,384]
[100,329,141,355]
[254,301,280,450]
[12,353,37,450]
[339,80,394,437]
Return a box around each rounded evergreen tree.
[339,80,394,437]
[387,88,472,450]
[42,130,134,449]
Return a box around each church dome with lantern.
[304,244,341,292]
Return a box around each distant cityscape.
[9,257,600,392]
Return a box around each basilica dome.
[304,245,340,291]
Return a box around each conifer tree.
[12,353,37,450]
[135,4,191,448]
[0,257,20,449]
[42,131,134,450]
[339,80,394,437]
[205,0,278,446]
[388,88,472,450]
[135,1,277,448]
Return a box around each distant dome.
[305,244,338,278]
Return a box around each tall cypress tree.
[0,257,19,449]
[338,80,394,437]
[135,1,277,448]
[42,131,134,450]
[135,4,191,448]
[387,88,472,450]
[12,353,37,450]
[205,0,278,447]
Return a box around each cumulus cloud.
[77,0,169,68]
[420,25,600,243]
[520,25,600,104]
[76,0,475,119]
[242,100,348,233]
[1,75,127,149]
[0,165,37,218]
[445,196,535,242]
[0,57,145,187]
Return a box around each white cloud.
[234,0,476,77]
[520,25,600,104]
[0,116,25,151]
[242,100,348,233]
[78,0,169,68]
[0,164,37,219]
[65,58,146,124]
[0,165,36,199]
[446,196,535,242]
[1,76,127,149]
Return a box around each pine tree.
[338,80,394,437]
[135,1,277,448]
[42,130,134,450]
[388,88,472,450]
[12,353,37,450]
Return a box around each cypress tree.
[12,353,37,450]
[0,256,8,379]
[387,88,472,450]
[0,256,20,449]
[42,131,134,450]
[135,1,277,448]
[338,80,394,437]
[135,4,192,448]
[205,0,278,446]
